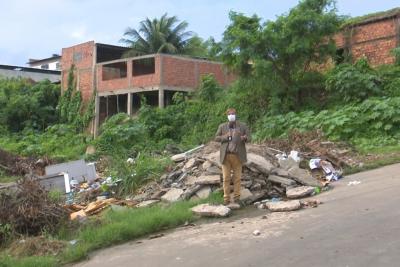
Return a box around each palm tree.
[121,13,193,56]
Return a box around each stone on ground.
[195,175,221,185]
[161,188,184,202]
[195,186,212,199]
[246,153,275,174]
[286,186,315,199]
[268,175,297,186]
[240,187,254,201]
[227,203,241,210]
[136,200,160,208]
[279,158,298,171]
[266,200,301,212]
[191,204,231,217]
[288,166,322,187]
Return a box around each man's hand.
[240,135,247,141]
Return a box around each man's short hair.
[226,108,236,115]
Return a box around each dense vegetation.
[2,0,400,265]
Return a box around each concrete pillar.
[127,93,132,115]
[158,88,165,108]
[94,94,100,137]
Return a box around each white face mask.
[227,114,236,122]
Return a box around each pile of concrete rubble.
[132,142,330,209]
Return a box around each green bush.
[95,113,149,155]
[253,97,400,149]
[0,78,60,132]
[326,58,382,103]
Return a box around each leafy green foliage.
[57,65,94,132]
[121,13,193,55]
[0,125,87,161]
[105,153,170,194]
[254,97,400,150]
[0,78,60,132]
[326,58,382,102]
[95,113,148,155]
[222,0,342,111]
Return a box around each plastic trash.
[289,150,301,162]
[348,180,361,186]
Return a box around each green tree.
[222,0,343,112]
[0,78,60,132]
[121,13,194,55]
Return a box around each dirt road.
[75,163,400,267]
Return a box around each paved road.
[75,164,400,267]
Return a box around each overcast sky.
[1,0,399,66]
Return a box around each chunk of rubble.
[246,153,275,174]
[161,188,184,202]
[278,157,298,171]
[288,166,322,187]
[266,200,301,212]
[195,186,212,199]
[191,204,231,217]
[286,186,315,199]
[268,175,297,186]
[240,187,254,202]
[136,200,160,208]
[195,175,221,185]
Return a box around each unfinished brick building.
[334,8,400,66]
[61,41,234,135]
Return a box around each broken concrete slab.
[195,175,221,185]
[240,187,254,202]
[286,186,315,199]
[205,165,221,175]
[136,200,160,208]
[288,167,322,187]
[203,151,221,167]
[268,175,297,186]
[273,168,290,177]
[202,160,212,170]
[278,158,298,171]
[191,204,231,217]
[183,158,198,171]
[161,188,184,202]
[266,200,301,212]
[246,153,275,174]
[195,186,212,199]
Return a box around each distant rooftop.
[27,54,61,65]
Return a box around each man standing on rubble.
[215,108,250,207]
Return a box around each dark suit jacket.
[215,121,250,164]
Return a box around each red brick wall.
[131,56,161,87]
[198,61,226,86]
[61,41,95,101]
[162,56,197,88]
[96,64,129,92]
[335,18,399,66]
[161,55,232,89]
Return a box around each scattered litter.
[148,233,164,239]
[300,199,322,208]
[69,240,78,245]
[253,230,261,236]
[348,180,361,186]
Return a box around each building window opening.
[41,64,49,70]
[99,94,128,125]
[102,62,127,81]
[132,57,155,76]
